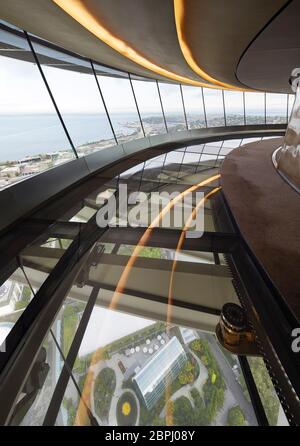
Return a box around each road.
[202,333,258,426]
[90,353,140,426]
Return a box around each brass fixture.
[216,303,261,356]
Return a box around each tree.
[185,361,194,372]
[227,406,246,426]
[187,372,194,383]
[152,416,164,426]
[191,388,210,426]
[190,339,202,352]
[178,372,189,385]
[94,368,116,420]
[68,406,76,426]
[172,397,194,426]
[201,355,209,366]
[166,400,174,426]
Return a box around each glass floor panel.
[0,137,286,426]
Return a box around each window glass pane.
[219,147,236,156]
[182,152,201,166]
[0,268,34,348]
[142,155,166,183]
[185,144,205,154]
[145,154,166,169]
[202,145,222,155]
[0,29,75,190]
[266,93,287,124]
[224,91,245,125]
[69,206,98,224]
[199,153,218,168]
[98,74,143,143]
[31,43,116,156]
[158,83,186,132]
[222,139,242,148]
[54,303,258,426]
[202,88,225,127]
[58,290,90,358]
[12,285,91,426]
[244,92,265,124]
[164,151,185,164]
[18,333,64,426]
[162,151,185,173]
[131,79,166,136]
[120,163,144,181]
[206,140,223,147]
[182,86,206,129]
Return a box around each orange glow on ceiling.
[174,0,246,92]
[52,0,234,89]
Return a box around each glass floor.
[0,137,287,426]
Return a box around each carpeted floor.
[221,137,300,321]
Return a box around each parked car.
[118,360,126,374]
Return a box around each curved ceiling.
[0,0,293,91]
[52,0,205,86]
[237,0,300,93]
[174,0,288,89]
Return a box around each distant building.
[179,327,198,345]
[21,162,49,176]
[132,336,186,409]
[18,156,42,164]
[46,153,59,161]
[0,166,20,178]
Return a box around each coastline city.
[0,112,286,190]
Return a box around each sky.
[0,50,293,115]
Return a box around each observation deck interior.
[0,0,300,429]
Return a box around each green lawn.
[227,405,246,426]
[61,303,85,358]
[94,368,116,421]
[247,357,280,425]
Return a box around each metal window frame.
[128,72,146,137]
[91,60,118,145]
[24,31,78,159]
[180,84,189,130]
[156,80,169,133]
[222,89,227,126]
[286,93,290,123]
[201,87,208,128]
[243,92,247,125]
[43,286,100,426]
